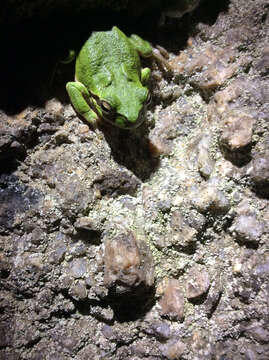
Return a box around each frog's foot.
[152,47,173,72]
[66,81,98,127]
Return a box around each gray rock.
[185,266,210,300]
[230,214,264,244]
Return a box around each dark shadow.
[147,0,231,53]
[74,286,155,323]
[108,287,156,323]
[72,229,102,246]
[0,11,160,115]
[194,0,230,25]
[101,123,160,181]
[0,1,230,114]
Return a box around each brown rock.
[104,229,154,294]
[168,210,197,249]
[171,44,239,92]
[93,169,140,197]
[161,338,186,360]
[190,180,230,214]
[148,113,179,157]
[243,321,269,343]
[74,216,101,232]
[159,278,185,321]
[220,111,254,151]
[186,266,210,300]
[69,280,88,300]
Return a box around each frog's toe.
[141,67,151,85]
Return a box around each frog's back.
[76,27,140,88]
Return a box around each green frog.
[66,26,155,129]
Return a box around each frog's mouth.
[84,90,146,129]
[104,106,146,130]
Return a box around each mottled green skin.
[66,26,152,129]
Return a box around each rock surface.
[1,1,269,359]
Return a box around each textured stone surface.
[230,214,265,245]
[185,266,210,300]
[104,228,154,294]
[159,278,185,321]
[160,338,186,360]
[220,112,254,151]
[190,180,230,214]
[1,0,269,359]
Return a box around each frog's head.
[98,84,151,130]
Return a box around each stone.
[148,113,179,157]
[248,152,269,195]
[49,244,67,265]
[69,242,87,257]
[171,44,239,92]
[168,210,197,249]
[74,217,102,232]
[219,111,254,165]
[68,258,88,278]
[186,266,210,300]
[160,338,186,360]
[196,135,215,178]
[159,278,185,321]
[77,344,100,360]
[220,112,254,151]
[103,229,154,294]
[69,281,88,300]
[150,322,171,340]
[93,169,140,197]
[190,181,230,214]
[90,306,114,322]
[230,214,264,244]
[243,321,269,343]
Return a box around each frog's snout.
[122,106,146,129]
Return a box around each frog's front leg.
[129,34,153,58]
[129,33,172,71]
[66,81,98,126]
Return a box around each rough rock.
[171,44,244,94]
[103,228,154,294]
[230,214,265,245]
[185,266,210,300]
[196,135,215,178]
[190,180,230,214]
[1,0,269,359]
[93,169,140,197]
[160,338,186,360]
[219,111,254,164]
[158,278,185,321]
[248,151,269,196]
[168,210,197,250]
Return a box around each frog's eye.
[146,92,152,105]
[100,100,113,115]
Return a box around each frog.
[66,26,155,130]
